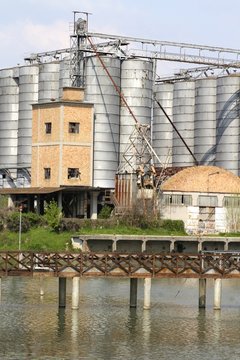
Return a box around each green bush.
[44,200,63,232]
[160,219,185,232]
[0,219,4,231]
[6,212,31,233]
[98,205,112,219]
[60,219,81,232]
[24,212,43,227]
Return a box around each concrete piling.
[199,278,206,308]
[130,278,138,308]
[59,278,67,308]
[72,277,80,310]
[214,278,222,310]
[143,278,151,310]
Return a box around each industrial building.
[0,14,240,224]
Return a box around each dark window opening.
[45,122,52,134]
[68,168,80,179]
[44,168,51,179]
[69,122,80,134]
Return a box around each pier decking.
[1,251,240,279]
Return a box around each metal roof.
[0,186,104,195]
[0,187,65,195]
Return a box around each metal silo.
[194,77,217,165]
[59,57,71,98]
[215,75,240,175]
[172,80,195,166]
[18,65,39,169]
[153,82,174,166]
[0,68,19,175]
[38,62,60,102]
[120,59,153,161]
[85,55,121,188]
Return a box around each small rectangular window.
[44,168,51,179]
[68,168,80,179]
[69,122,79,134]
[162,194,192,206]
[45,122,52,134]
[198,195,218,207]
[223,196,240,207]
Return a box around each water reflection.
[0,277,240,359]
[57,307,66,337]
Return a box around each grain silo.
[172,80,195,166]
[215,75,240,175]
[119,59,153,164]
[194,77,217,165]
[153,82,174,166]
[38,62,60,102]
[0,68,19,181]
[17,65,39,169]
[85,55,121,188]
[59,57,71,97]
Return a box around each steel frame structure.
[25,29,240,69]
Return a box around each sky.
[1,0,240,75]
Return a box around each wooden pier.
[1,251,240,278]
[1,251,240,310]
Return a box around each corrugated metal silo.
[152,82,174,166]
[18,65,39,168]
[0,68,19,173]
[194,77,217,165]
[59,57,71,97]
[215,75,240,175]
[172,80,195,166]
[38,62,60,102]
[120,59,153,161]
[85,55,121,188]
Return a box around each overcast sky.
[1,0,240,75]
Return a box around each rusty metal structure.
[1,251,240,278]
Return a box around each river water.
[1,277,240,360]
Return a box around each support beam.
[143,278,151,310]
[130,278,138,308]
[198,242,202,253]
[72,277,80,310]
[90,192,99,220]
[141,241,146,252]
[199,278,206,308]
[59,278,67,308]
[214,278,222,310]
[58,191,63,210]
[112,240,117,252]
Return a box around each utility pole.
[18,205,23,251]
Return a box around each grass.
[1,224,240,252]
[0,224,186,251]
[77,225,186,236]
[0,228,72,251]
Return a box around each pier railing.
[1,251,240,278]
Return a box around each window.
[45,122,52,134]
[223,196,240,207]
[68,168,80,179]
[198,195,218,207]
[44,168,51,179]
[162,194,192,206]
[69,122,79,134]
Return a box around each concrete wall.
[161,191,231,235]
